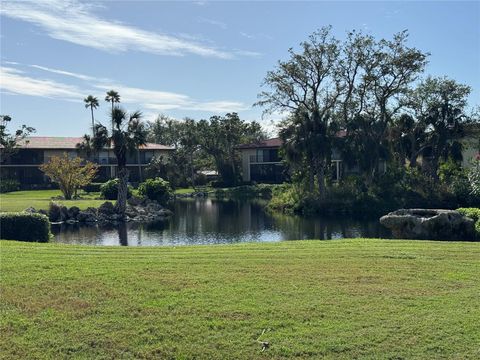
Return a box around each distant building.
[460,123,480,168]
[237,138,285,183]
[0,137,174,186]
[237,136,386,183]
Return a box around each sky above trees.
[1,0,479,136]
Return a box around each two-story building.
[0,137,174,186]
[237,138,285,183]
[237,136,386,183]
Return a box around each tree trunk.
[116,167,129,216]
[308,169,315,193]
[316,160,326,200]
[90,106,95,137]
[190,152,195,190]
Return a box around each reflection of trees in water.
[52,199,392,246]
[268,211,387,240]
[51,223,103,245]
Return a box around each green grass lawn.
[0,190,110,212]
[1,239,479,359]
[174,187,196,194]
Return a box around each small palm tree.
[84,95,99,137]
[78,107,147,216]
[105,90,121,130]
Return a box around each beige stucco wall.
[461,133,479,168]
[240,149,256,181]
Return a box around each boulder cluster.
[380,208,476,240]
[25,197,172,225]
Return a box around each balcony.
[249,154,280,163]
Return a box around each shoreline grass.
[1,239,479,359]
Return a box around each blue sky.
[1,0,479,136]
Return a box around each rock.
[77,210,97,223]
[48,202,69,222]
[125,205,138,218]
[24,207,37,213]
[67,206,80,219]
[98,202,115,215]
[380,209,476,240]
[60,206,69,221]
[127,196,143,206]
[85,207,98,215]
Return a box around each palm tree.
[78,107,147,216]
[105,90,121,131]
[84,95,99,137]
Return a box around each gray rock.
[380,209,476,240]
[77,211,97,223]
[67,206,80,219]
[98,202,115,215]
[48,202,68,222]
[127,196,143,206]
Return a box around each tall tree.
[257,26,342,197]
[339,30,428,184]
[84,95,99,137]
[78,107,147,215]
[0,115,35,162]
[408,76,471,179]
[105,90,121,131]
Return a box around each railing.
[249,155,280,163]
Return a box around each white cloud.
[95,83,249,113]
[198,17,227,30]
[0,0,236,59]
[29,64,97,81]
[1,63,249,113]
[240,31,255,39]
[0,66,83,100]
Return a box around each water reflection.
[51,198,391,246]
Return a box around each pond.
[51,198,392,246]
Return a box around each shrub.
[0,179,20,193]
[0,212,51,242]
[83,182,103,193]
[101,178,132,200]
[138,177,172,205]
[457,208,480,236]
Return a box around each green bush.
[0,179,20,193]
[83,182,103,193]
[138,177,172,205]
[100,179,132,200]
[0,212,51,242]
[457,208,480,222]
[457,208,480,236]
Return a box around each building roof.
[236,137,283,149]
[237,132,347,150]
[11,137,174,150]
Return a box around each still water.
[51,198,392,246]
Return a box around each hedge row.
[0,212,51,242]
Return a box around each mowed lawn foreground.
[1,239,479,359]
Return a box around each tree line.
[257,26,479,203]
